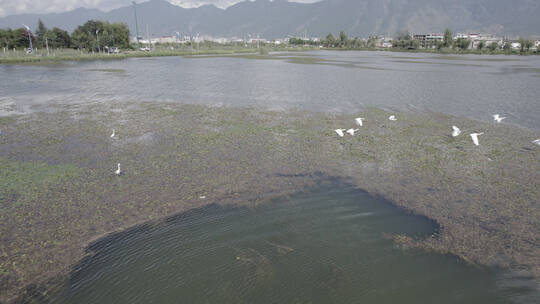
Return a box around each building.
[412,34,443,48]
[154,36,177,44]
[455,33,503,49]
[375,37,393,48]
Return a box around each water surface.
[35,184,538,303]
[1,51,539,129]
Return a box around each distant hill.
[1,0,539,38]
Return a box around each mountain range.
[0,0,539,38]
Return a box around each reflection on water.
[1,51,539,129]
[35,184,539,303]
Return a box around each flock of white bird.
[110,129,122,175]
[105,113,539,175]
[336,114,540,148]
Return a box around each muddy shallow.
[1,101,539,302]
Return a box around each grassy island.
[0,102,539,302]
[0,46,315,65]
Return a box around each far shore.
[1,45,538,65]
[1,101,538,302]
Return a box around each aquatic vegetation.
[0,47,311,65]
[86,68,126,74]
[0,102,538,302]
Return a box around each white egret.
[346,128,359,136]
[335,129,345,137]
[470,133,484,146]
[532,139,540,146]
[492,114,506,123]
[388,115,397,121]
[115,163,122,175]
[355,117,364,126]
[452,125,461,137]
[199,196,206,199]
[110,129,116,138]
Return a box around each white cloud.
[0,0,322,17]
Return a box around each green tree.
[366,36,378,48]
[289,37,304,45]
[351,37,363,48]
[13,27,34,49]
[324,33,336,47]
[455,38,470,50]
[0,29,8,49]
[0,28,30,49]
[101,22,130,49]
[487,42,499,52]
[443,28,453,48]
[477,41,485,50]
[45,27,71,49]
[71,20,130,51]
[339,30,348,47]
[71,20,102,50]
[524,39,534,52]
[35,19,48,47]
[518,38,527,52]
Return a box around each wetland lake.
[1,50,539,129]
[1,51,539,302]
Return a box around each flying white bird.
[335,129,345,137]
[346,128,359,136]
[492,114,506,123]
[532,139,540,146]
[452,125,461,137]
[388,115,397,121]
[470,133,484,146]
[110,129,116,138]
[115,163,122,175]
[355,117,364,126]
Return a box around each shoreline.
[1,102,539,302]
[1,45,537,65]
[321,47,540,56]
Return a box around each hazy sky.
[0,0,321,17]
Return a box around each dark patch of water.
[26,183,539,303]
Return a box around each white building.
[454,33,503,49]
[153,36,177,44]
[412,34,443,48]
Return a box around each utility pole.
[96,29,100,53]
[133,1,140,48]
[45,36,49,56]
[146,24,150,50]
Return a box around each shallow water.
[1,51,539,129]
[34,184,539,303]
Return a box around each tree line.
[0,19,130,52]
[290,31,379,48]
[392,28,536,52]
[290,29,537,53]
